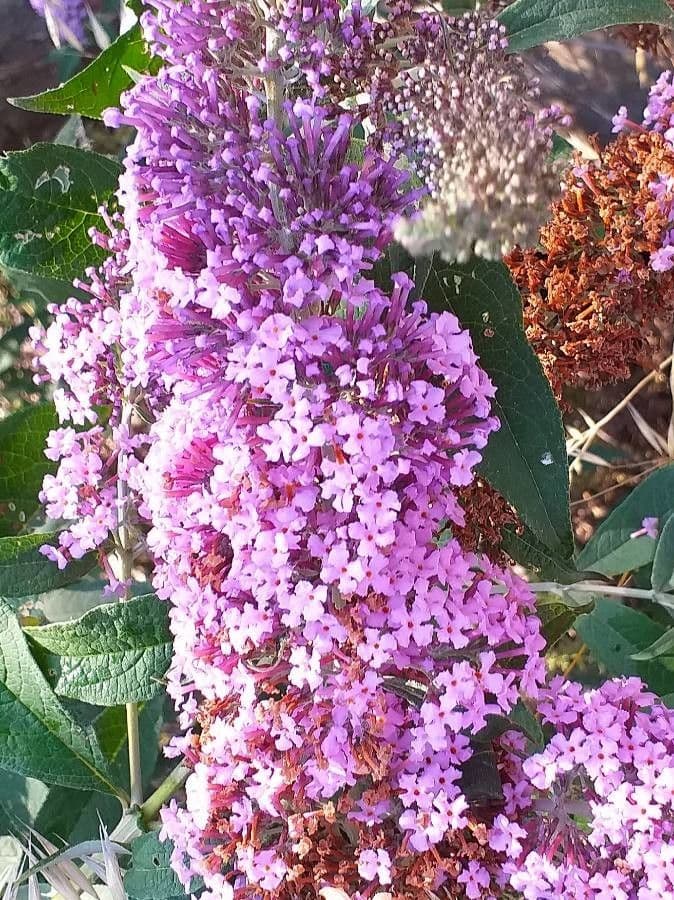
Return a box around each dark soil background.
[0,0,65,149]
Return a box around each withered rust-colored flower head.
[612,23,674,60]
[506,129,674,402]
[612,0,674,62]
[455,478,523,566]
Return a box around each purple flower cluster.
[30,223,138,574]
[31,2,674,897]
[500,678,674,898]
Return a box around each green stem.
[117,387,143,808]
[140,762,191,827]
[126,702,143,808]
[529,579,674,609]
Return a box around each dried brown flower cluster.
[455,478,522,565]
[506,129,674,402]
[612,23,674,60]
[457,127,674,563]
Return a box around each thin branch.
[126,703,143,809]
[562,643,587,680]
[569,461,663,507]
[140,763,191,827]
[568,355,673,474]
[667,334,674,459]
[529,580,674,608]
[263,1,286,227]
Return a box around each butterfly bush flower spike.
[28,1,674,898]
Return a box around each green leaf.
[576,598,674,696]
[0,532,96,600]
[501,525,579,582]
[551,133,573,160]
[575,465,674,577]
[632,628,674,661]
[0,598,121,795]
[499,0,674,52]
[0,145,121,282]
[459,743,504,806]
[10,24,157,120]
[54,115,89,149]
[373,241,432,302]
[125,832,198,900]
[0,404,58,537]
[0,772,50,833]
[536,591,594,648]
[25,594,172,705]
[479,699,544,749]
[652,513,674,593]
[425,258,572,556]
[2,265,84,309]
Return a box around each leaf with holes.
[575,465,674,577]
[576,599,674,697]
[424,258,572,556]
[10,24,158,120]
[0,403,57,536]
[0,145,121,281]
[373,240,432,302]
[498,0,674,52]
[0,598,121,794]
[25,594,172,705]
[125,832,201,900]
[0,532,96,600]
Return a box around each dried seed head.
[389,12,569,262]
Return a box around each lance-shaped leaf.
[0,403,57,537]
[25,594,172,706]
[501,525,580,582]
[0,532,96,600]
[10,23,157,120]
[2,265,85,309]
[0,598,121,795]
[652,513,674,593]
[0,145,121,282]
[499,0,674,53]
[424,258,573,556]
[576,465,674,577]
[576,598,674,697]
